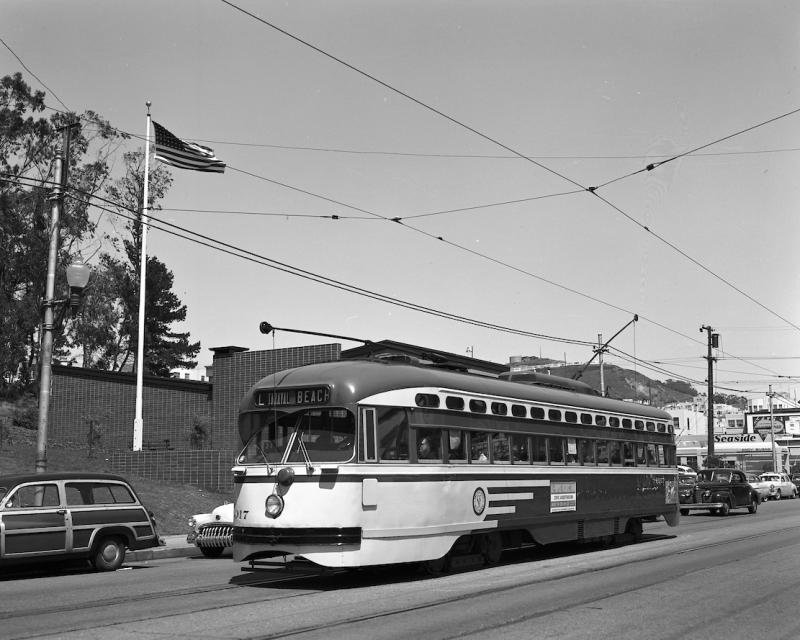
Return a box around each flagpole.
[133,101,152,452]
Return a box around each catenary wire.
[218,1,800,335]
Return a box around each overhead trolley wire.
[220,0,800,336]
[3,170,785,386]
[0,172,595,347]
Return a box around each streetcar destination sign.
[256,386,331,407]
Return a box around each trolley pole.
[768,385,778,472]
[700,325,718,460]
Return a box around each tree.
[0,72,126,396]
[662,379,697,398]
[69,149,200,376]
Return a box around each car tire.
[92,536,126,571]
[200,546,225,558]
[776,490,782,500]
[718,501,730,517]
[748,496,758,514]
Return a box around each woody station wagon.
[0,472,161,571]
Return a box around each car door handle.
[57,509,67,515]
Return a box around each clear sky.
[4,0,799,399]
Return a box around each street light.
[66,260,91,310]
[35,258,92,473]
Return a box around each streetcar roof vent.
[498,371,599,395]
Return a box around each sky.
[4,0,800,400]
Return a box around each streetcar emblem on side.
[472,487,486,516]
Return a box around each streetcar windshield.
[237,408,356,465]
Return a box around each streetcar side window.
[646,443,658,466]
[491,402,508,416]
[471,432,490,463]
[635,443,647,466]
[377,407,410,461]
[531,436,548,464]
[511,435,529,463]
[549,437,565,465]
[469,399,486,413]
[580,439,596,465]
[448,430,466,462]
[596,441,610,465]
[493,433,510,463]
[414,428,443,462]
[595,415,607,427]
[565,438,579,464]
[511,404,526,418]
[623,442,635,467]
[609,416,620,428]
[609,441,622,466]
[531,407,545,420]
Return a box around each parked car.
[187,502,233,557]
[759,472,798,500]
[0,472,161,571]
[679,468,759,516]
[745,473,772,502]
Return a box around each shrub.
[11,395,38,430]
[188,414,211,449]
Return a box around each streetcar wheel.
[625,518,643,542]
[680,509,689,516]
[481,533,503,565]
[748,496,758,514]
[92,536,126,571]
[200,546,225,558]
[718,501,730,517]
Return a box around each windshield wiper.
[289,427,315,475]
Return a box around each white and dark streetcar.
[232,359,679,570]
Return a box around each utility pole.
[768,385,778,472]
[700,325,718,460]
[36,124,78,473]
[595,334,606,396]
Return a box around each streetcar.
[232,358,679,571]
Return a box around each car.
[745,473,772,502]
[678,472,697,507]
[792,474,800,493]
[187,502,233,557]
[679,468,759,516]
[759,472,798,500]
[677,465,697,477]
[0,472,161,571]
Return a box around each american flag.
[152,121,226,173]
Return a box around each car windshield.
[237,407,356,465]
[697,470,732,483]
[761,474,778,481]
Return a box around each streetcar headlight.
[265,494,284,518]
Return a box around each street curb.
[126,545,202,562]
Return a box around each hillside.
[540,363,696,405]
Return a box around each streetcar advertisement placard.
[550,481,577,512]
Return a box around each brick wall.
[109,449,237,493]
[211,343,341,450]
[50,366,212,450]
[49,344,341,492]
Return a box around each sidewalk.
[126,534,203,562]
